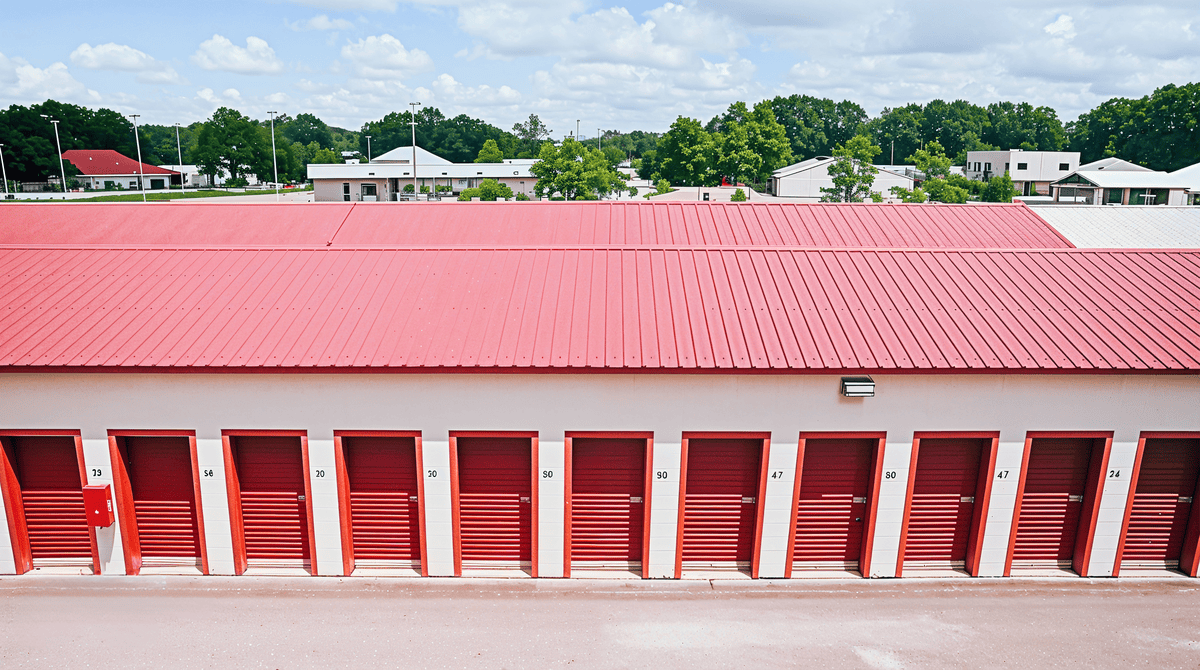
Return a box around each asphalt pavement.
[1,575,1197,669]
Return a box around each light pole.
[174,123,185,196]
[128,114,147,202]
[0,143,8,198]
[597,128,601,150]
[576,119,580,143]
[40,114,68,198]
[268,111,280,201]
[409,101,421,198]
[365,135,372,163]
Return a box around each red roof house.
[61,149,179,191]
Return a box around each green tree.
[889,185,927,203]
[192,107,271,184]
[643,179,673,199]
[636,149,659,181]
[656,116,719,186]
[980,172,1017,202]
[310,147,342,164]
[985,101,1065,152]
[716,120,761,186]
[360,107,517,163]
[512,114,553,158]
[820,135,882,202]
[866,103,925,166]
[475,139,504,163]
[0,100,138,182]
[282,113,334,148]
[766,95,867,160]
[907,141,952,179]
[730,188,747,202]
[477,178,513,200]
[924,178,969,203]
[530,138,629,200]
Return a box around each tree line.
[1,81,1196,187]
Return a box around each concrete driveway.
[1,576,1197,669]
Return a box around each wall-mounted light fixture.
[840,376,875,397]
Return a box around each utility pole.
[0,143,8,198]
[268,111,280,201]
[365,135,372,162]
[174,123,185,196]
[41,114,68,198]
[597,128,601,150]
[128,114,147,202]
[576,119,580,143]
[409,101,421,198]
[891,140,894,165]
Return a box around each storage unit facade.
[2,372,1199,580]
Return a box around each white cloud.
[289,0,399,9]
[0,52,99,103]
[191,35,284,75]
[1044,15,1076,39]
[341,34,434,79]
[287,15,355,30]
[69,43,182,84]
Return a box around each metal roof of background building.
[1029,206,1200,249]
[1,246,1196,373]
[61,150,180,177]
[0,202,1073,249]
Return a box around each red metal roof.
[1,247,1195,372]
[0,202,1073,249]
[0,203,353,247]
[62,150,179,177]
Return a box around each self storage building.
[1,202,1198,581]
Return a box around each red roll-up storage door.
[681,439,761,570]
[13,436,92,568]
[344,436,421,571]
[1012,438,1092,570]
[903,438,983,571]
[570,438,645,572]
[233,436,309,569]
[457,437,531,569]
[792,438,872,573]
[1122,438,1200,570]
[125,436,201,567]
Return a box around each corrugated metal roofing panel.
[334,202,1073,249]
[0,203,354,247]
[1,248,1196,372]
[62,150,179,176]
[1,202,1072,249]
[1030,206,1200,249]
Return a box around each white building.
[964,150,1080,196]
[1049,162,1199,206]
[769,157,916,201]
[308,146,537,201]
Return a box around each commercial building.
[308,145,537,201]
[61,149,180,191]
[1049,166,1198,206]
[769,157,916,200]
[1,202,1197,581]
[964,150,1079,196]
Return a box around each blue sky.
[2,0,1198,133]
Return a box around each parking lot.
[1,576,1198,669]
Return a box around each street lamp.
[128,114,147,202]
[409,101,421,198]
[174,123,185,197]
[268,111,280,201]
[0,143,8,198]
[576,119,580,142]
[365,135,372,163]
[40,114,68,198]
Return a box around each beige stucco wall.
[1,372,1196,579]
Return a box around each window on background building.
[1059,163,1070,171]
[1106,188,1124,204]
[1129,188,1149,205]
[974,162,981,171]
[984,162,992,172]
[361,183,377,199]
[1017,163,1028,170]
[1005,163,1010,171]
[342,182,350,202]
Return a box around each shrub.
[730,188,747,202]
[515,192,530,201]
[457,187,481,201]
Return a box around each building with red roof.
[0,201,1197,584]
[61,149,180,191]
